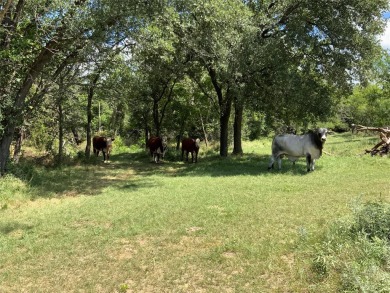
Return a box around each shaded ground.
[17,149,314,200]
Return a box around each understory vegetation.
[0,133,389,292]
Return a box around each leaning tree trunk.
[232,97,243,155]
[0,0,13,23]
[0,64,43,174]
[0,17,71,175]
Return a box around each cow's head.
[195,138,200,149]
[317,128,328,143]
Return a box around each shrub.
[111,136,130,154]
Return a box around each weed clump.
[351,202,390,241]
[309,200,390,292]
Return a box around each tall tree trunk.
[71,127,82,145]
[144,126,150,150]
[13,126,24,164]
[152,97,161,136]
[199,113,209,147]
[232,97,243,155]
[85,89,93,158]
[219,99,232,157]
[0,128,13,175]
[58,102,64,164]
[85,73,100,158]
[176,114,187,150]
[207,66,232,157]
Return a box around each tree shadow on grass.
[0,221,34,235]
[180,154,312,177]
[24,153,159,199]
[23,150,312,200]
[116,151,310,177]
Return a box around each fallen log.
[352,124,390,156]
[352,124,390,134]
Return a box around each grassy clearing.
[0,132,389,292]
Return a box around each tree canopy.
[0,0,389,173]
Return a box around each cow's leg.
[306,154,312,172]
[277,156,282,170]
[102,151,106,162]
[195,151,198,163]
[268,155,275,170]
[191,151,194,163]
[311,159,316,171]
[186,151,189,162]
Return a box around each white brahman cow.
[268,128,328,172]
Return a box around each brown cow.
[147,136,167,163]
[181,138,200,163]
[93,136,115,162]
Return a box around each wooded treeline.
[0,0,389,174]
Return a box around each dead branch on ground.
[352,124,390,156]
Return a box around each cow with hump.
[181,138,200,163]
[268,128,328,172]
[93,136,115,163]
[147,136,167,163]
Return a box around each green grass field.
[1,132,389,292]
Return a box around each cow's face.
[105,137,114,150]
[195,138,200,149]
[317,128,328,143]
[107,137,115,145]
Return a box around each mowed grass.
[0,133,389,292]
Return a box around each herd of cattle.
[92,127,328,172]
